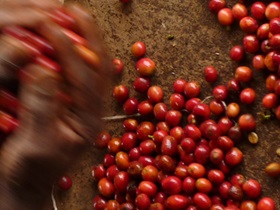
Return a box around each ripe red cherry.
[161,135,178,156]
[180,137,196,154]
[169,93,185,110]
[114,171,130,193]
[174,164,189,179]
[269,18,280,35]
[240,88,256,104]
[141,165,159,182]
[138,181,158,198]
[235,66,253,83]
[252,54,265,71]
[98,178,115,198]
[184,124,202,141]
[243,35,260,54]
[209,100,225,116]
[195,178,213,194]
[106,165,119,182]
[165,110,182,127]
[238,114,256,131]
[136,58,156,77]
[153,102,169,121]
[123,118,138,132]
[227,78,240,93]
[218,8,234,26]
[107,137,122,154]
[131,41,146,58]
[136,121,155,140]
[188,163,206,178]
[137,100,153,116]
[115,151,130,170]
[265,2,280,20]
[105,200,120,210]
[112,58,124,75]
[207,169,225,184]
[113,85,129,102]
[121,132,137,151]
[262,93,278,109]
[225,147,243,166]
[219,181,232,199]
[230,174,245,187]
[93,195,107,210]
[140,139,156,155]
[185,98,201,112]
[192,103,211,121]
[147,86,164,103]
[240,200,257,210]
[210,148,224,165]
[230,45,245,62]
[173,78,187,93]
[95,131,111,149]
[92,164,106,181]
[232,3,248,21]
[242,179,261,199]
[133,76,151,93]
[184,81,200,98]
[213,85,228,101]
[161,176,182,195]
[194,144,211,165]
[208,0,226,13]
[123,97,139,115]
[165,195,189,209]
[239,16,258,34]
[251,2,266,20]
[103,153,116,168]
[257,23,270,40]
[217,117,233,135]
[135,193,151,210]
[204,66,218,82]
[193,193,212,209]
[257,197,276,210]
[169,126,185,143]
[57,175,72,190]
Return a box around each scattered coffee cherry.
[232,3,248,21]
[208,0,226,13]
[242,179,262,199]
[265,162,280,177]
[218,8,234,26]
[204,66,218,82]
[112,58,124,75]
[251,2,266,20]
[240,88,256,104]
[57,175,72,191]
[257,197,276,210]
[131,41,146,58]
[230,45,245,62]
[265,2,280,20]
[136,58,156,77]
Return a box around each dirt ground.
[54,0,280,209]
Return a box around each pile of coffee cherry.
[90,1,280,209]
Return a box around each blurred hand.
[0,1,111,209]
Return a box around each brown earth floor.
[54,0,280,209]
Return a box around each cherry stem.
[51,185,58,210]
[201,95,214,104]
[102,113,141,121]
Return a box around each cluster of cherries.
[91,32,277,209]
[210,1,280,120]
